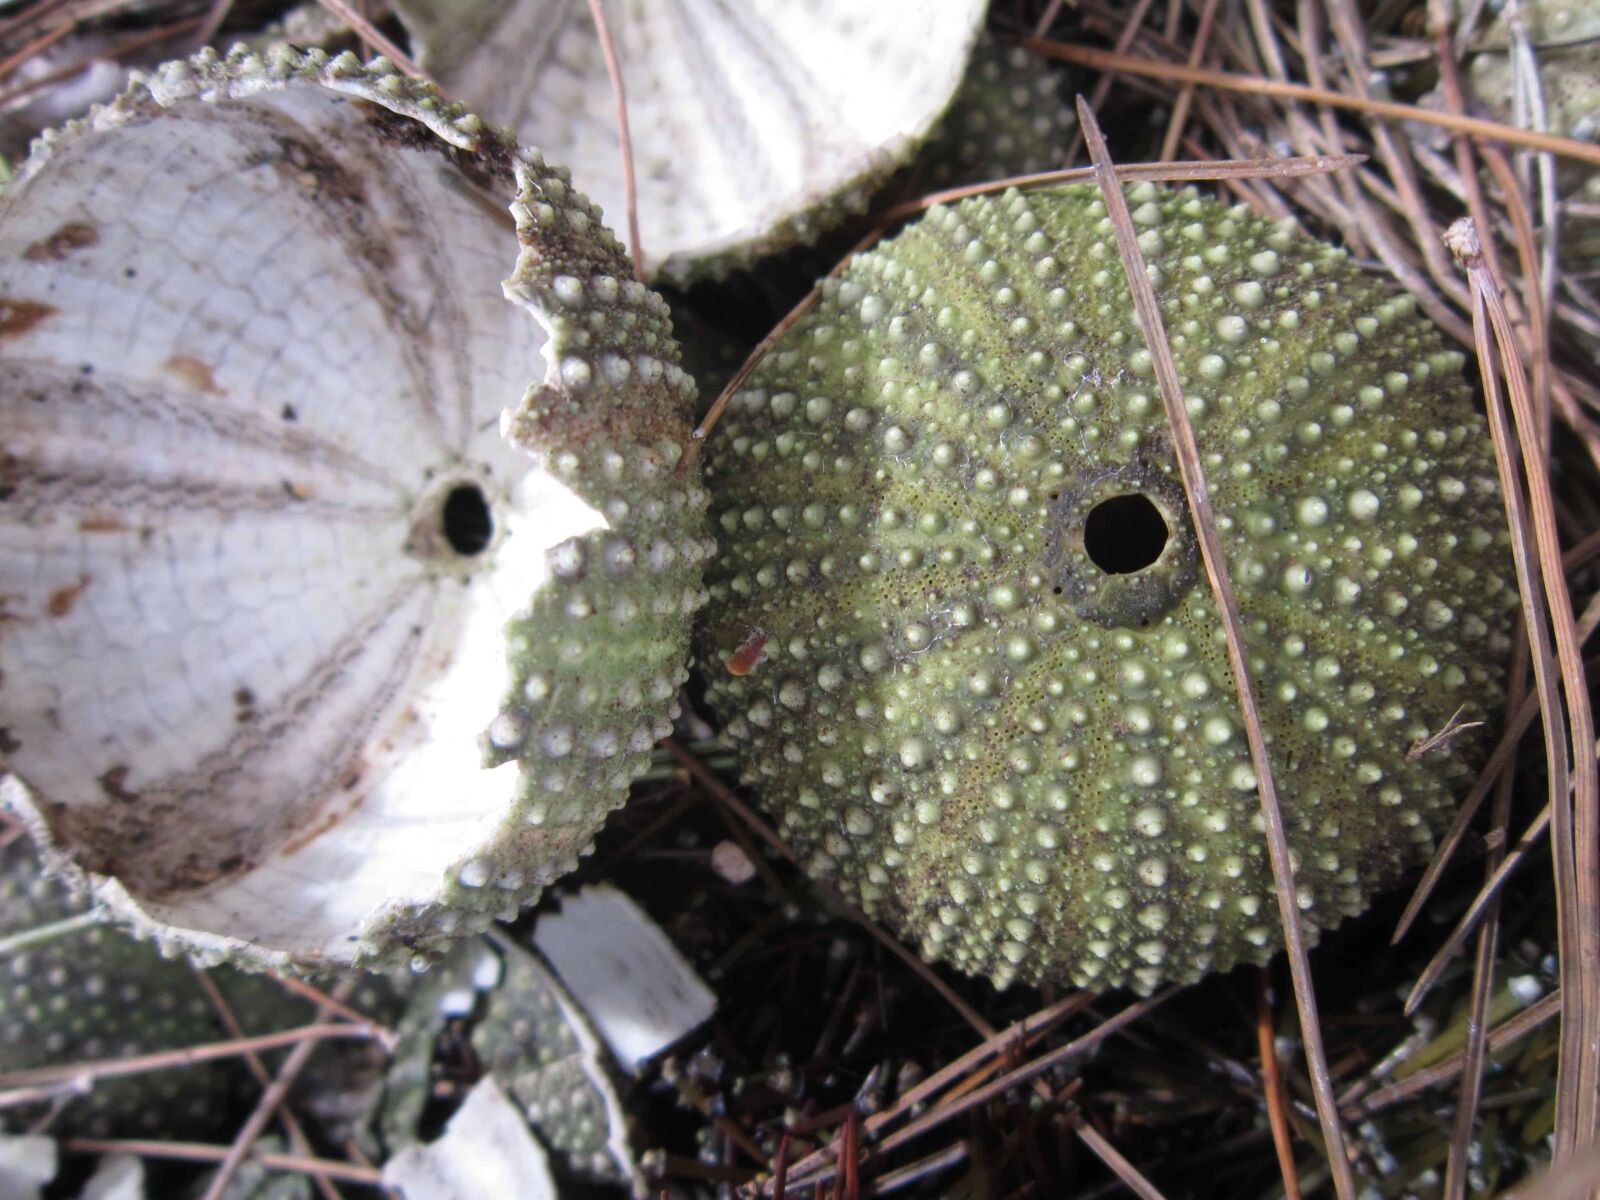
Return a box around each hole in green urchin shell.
[442,483,492,556]
[1084,493,1169,574]
[1046,463,1198,629]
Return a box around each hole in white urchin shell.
[442,484,493,556]
[1084,493,1169,575]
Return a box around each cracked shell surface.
[0,47,709,970]
[0,834,307,1138]
[699,182,1518,993]
[388,0,987,283]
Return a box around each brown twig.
[1257,971,1302,1200]
[192,970,342,1200]
[774,993,1171,1196]
[1392,592,1600,947]
[1158,0,1221,162]
[0,1024,381,1095]
[311,0,422,77]
[685,152,1363,466]
[190,0,234,49]
[1347,991,1561,1116]
[1073,1117,1171,1200]
[267,974,393,1039]
[1406,800,1554,1016]
[199,983,353,1200]
[662,737,994,1040]
[61,1138,386,1187]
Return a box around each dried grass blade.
[775,992,1169,1196]
[1258,971,1303,1200]
[1073,1119,1170,1200]
[192,970,342,1200]
[1347,990,1561,1116]
[769,992,1093,1190]
[879,152,1367,221]
[1406,800,1552,1015]
[312,0,422,77]
[1323,0,1467,311]
[1445,217,1597,1159]
[585,0,645,282]
[1075,93,1356,1200]
[0,1024,378,1096]
[60,1139,384,1186]
[690,155,1361,460]
[199,982,352,1200]
[1157,0,1221,162]
[1030,41,1600,168]
[662,739,993,1038]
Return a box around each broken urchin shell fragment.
[471,937,645,1193]
[388,0,989,282]
[698,182,1519,994]
[0,46,710,970]
[0,834,309,1139]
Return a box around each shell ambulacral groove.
[0,46,710,971]
[699,182,1519,994]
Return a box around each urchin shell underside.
[699,182,1517,993]
[0,47,709,970]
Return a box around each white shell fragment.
[389,0,990,281]
[382,1078,556,1200]
[0,47,709,970]
[0,1135,56,1200]
[472,936,644,1193]
[533,884,715,1073]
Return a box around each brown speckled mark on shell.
[699,182,1519,993]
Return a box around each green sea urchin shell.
[0,46,708,970]
[917,36,1074,192]
[699,182,1518,993]
[0,835,307,1137]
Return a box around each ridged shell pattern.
[388,0,988,282]
[0,46,710,969]
[700,183,1518,993]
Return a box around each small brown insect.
[725,627,771,676]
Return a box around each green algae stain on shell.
[699,182,1519,994]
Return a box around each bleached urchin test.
[0,46,709,972]
[700,181,1519,994]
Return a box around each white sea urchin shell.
[389,0,989,282]
[0,46,709,970]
